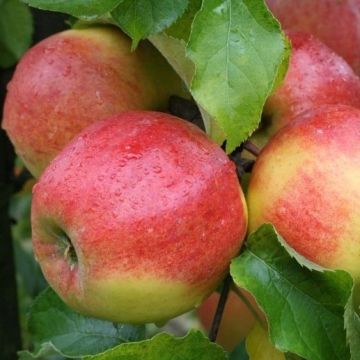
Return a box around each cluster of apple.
[2,0,360,349]
[198,0,360,351]
[2,25,248,324]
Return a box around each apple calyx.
[49,224,78,268]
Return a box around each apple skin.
[266,0,360,74]
[31,111,248,324]
[252,31,360,147]
[197,290,259,352]
[247,105,360,280]
[2,25,186,178]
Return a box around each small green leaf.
[231,224,352,360]
[21,0,121,17]
[345,286,360,359]
[25,288,145,358]
[112,0,189,48]
[187,0,289,151]
[0,0,33,69]
[85,330,228,360]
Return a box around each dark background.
[0,9,68,359]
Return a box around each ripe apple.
[266,0,360,74]
[31,111,248,324]
[197,290,260,351]
[252,31,360,147]
[247,105,360,281]
[2,25,186,178]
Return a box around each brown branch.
[208,274,232,342]
[243,140,261,157]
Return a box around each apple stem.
[208,274,232,342]
[243,140,261,157]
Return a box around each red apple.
[252,32,360,147]
[197,290,260,351]
[266,0,360,74]
[2,25,186,177]
[247,105,360,281]
[31,111,248,324]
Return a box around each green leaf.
[149,0,227,143]
[112,0,189,49]
[18,343,64,360]
[165,0,201,42]
[85,330,228,360]
[14,240,47,298]
[187,0,289,151]
[150,32,194,90]
[148,0,200,88]
[345,286,360,359]
[21,0,121,17]
[0,0,33,68]
[231,224,352,360]
[25,288,145,358]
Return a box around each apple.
[266,0,360,74]
[247,105,360,281]
[2,25,186,178]
[251,31,360,147]
[197,290,260,352]
[31,111,248,324]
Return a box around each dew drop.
[119,159,127,167]
[152,166,162,174]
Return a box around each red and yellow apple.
[266,0,360,74]
[252,32,360,147]
[31,111,248,324]
[247,105,360,280]
[2,25,186,177]
[197,290,260,351]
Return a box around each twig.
[208,274,232,342]
[243,140,261,157]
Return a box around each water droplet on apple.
[125,153,142,160]
[152,166,162,174]
[62,65,71,77]
[118,159,127,167]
